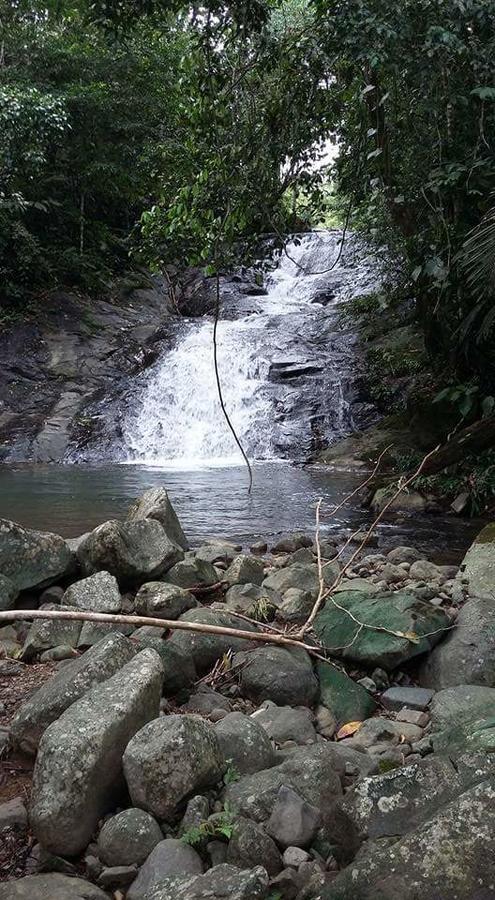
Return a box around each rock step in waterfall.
[118,231,381,466]
[1,488,495,898]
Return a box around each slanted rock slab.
[420,597,495,689]
[0,573,18,611]
[127,487,189,550]
[141,864,269,900]
[11,632,136,753]
[317,662,376,726]
[30,648,164,856]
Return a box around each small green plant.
[223,759,241,786]
[181,803,236,847]
[250,596,273,622]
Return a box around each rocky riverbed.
[0,490,494,899]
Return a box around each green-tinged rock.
[432,714,495,756]
[430,685,495,729]
[419,597,495,688]
[459,522,495,598]
[314,590,449,670]
[317,663,376,726]
[0,519,74,592]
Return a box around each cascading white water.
[122,320,273,466]
[121,231,376,467]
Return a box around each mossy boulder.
[317,663,376,726]
[314,590,449,670]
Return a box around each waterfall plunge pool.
[0,460,480,562]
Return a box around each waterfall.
[120,231,379,467]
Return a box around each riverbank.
[0,488,494,898]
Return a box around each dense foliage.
[2,0,495,392]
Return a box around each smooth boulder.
[77,519,183,582]
[124,714,226,821]
[98,808,163,867]
[235,646,318,707]
[214,711,276,774]
[30,648,164,855]
[11,632,136,753]
[134,582,197,619]
[0,519,73,591]
[314,590,450,670]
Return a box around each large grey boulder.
[0,573,18,611]
[98,808,163,867]
[226,817,282,876]
[214,712,276,774]
[224,555,265,587]
[169,608,259,675]
[430,684,495,729]
[458,522,495,598]
[123,715,226,822]
[30,648,164,856]
[135,582,197,619]
[77,519,183,583]
[127,839,203,900]
[63,570,121,612]
[0,519,74,591]
[11,632,136,753]
[0,874,107,899]
[340,752,494,841]
[223,744,343,823]
[164,557,218,589]
[235,646,318,707]
[322,779,495,900]
[141,864,269,900]
[314,590,450,670]
[127,487,189,551]
[420,597,495,688]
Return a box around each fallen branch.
[0,608,322,658]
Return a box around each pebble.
[396,708,429,727]
[283,846,311,868]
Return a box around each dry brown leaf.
[336,721,363,740]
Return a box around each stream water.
[0,231,481,560]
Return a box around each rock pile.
[0,489,494,899]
